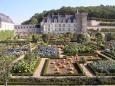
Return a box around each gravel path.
[59,48,65,58]
[80,64,94,77]
[33,58,47,78]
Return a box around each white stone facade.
[88,20,100,26]
[14,25,41,36]
[0,22,14,30]
[0,13,14,31]
[41,22,77,34]
[41,13,88,34]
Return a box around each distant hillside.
[22,5,115,25]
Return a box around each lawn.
[0,30,14,40]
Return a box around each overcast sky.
[0,0,114,24]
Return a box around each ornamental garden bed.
[36,45,59,58]
[101,51,115,60]
[80,56,101,61]
[78,53,96,56]
[42,58,84,76]
[87,60,115,76]
[0,43,28,57]
[11,56,41,76]
[63,43,96,56]
[79,53,107,61]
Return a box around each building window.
[59,24,61,27]
[61,20,63,23]
[48,28,50,31]
[68,19,71,23]
[54,19,57,23]
[63,24,65,27]
[63,19,65,22]
[74,28,76,31]
[59,28,61,31]
[74,19,76,23]
[68,24,70,27]
[74,24,76,27]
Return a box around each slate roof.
[42,14,76,23]
[0,13,13,23]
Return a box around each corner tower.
[75,11,88,34]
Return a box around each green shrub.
[63,43,96,56]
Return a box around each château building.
[41,12,88,34]
[14,25,41,36]
[0,13,14,31]
[0,12,90,36]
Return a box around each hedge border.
[1,77,115,85]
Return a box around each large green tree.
[22,5,115,25]
[106,33,114,41]
[41,34,49,43]
[76,33,90,43]
[30,17,38,24]
[95,32,105,49]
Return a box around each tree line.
[22,5,115,25]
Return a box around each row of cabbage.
[37,45,59,58]
[101,51,115,60]
[87,60,115,75]
[1,48,28,56]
